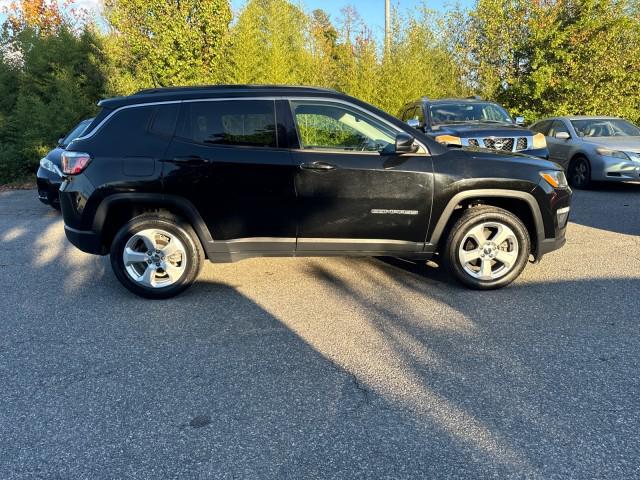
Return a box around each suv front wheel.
[110,214,204,299]
[444,206,530,289]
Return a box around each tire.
[568,156,591,189]
[110,214,204,299]
[444,206,531,290]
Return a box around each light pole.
[385,0,390,52]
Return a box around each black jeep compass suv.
[59,85,571,299]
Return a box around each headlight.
[595,148,630,160]
[532,133,547,149]
[434,135,462,146]
[540,170,568,188]
[39,157,57,173]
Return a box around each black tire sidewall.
[110,216,203,299]
[569,157,591,189]
[445,209,530,290]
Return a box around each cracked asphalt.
[1,184,639,479]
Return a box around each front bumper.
[523,147,549,160]
[597,159,640,182]
[538,234,566,257]
[36,167,62,206]
[533,182,571,261]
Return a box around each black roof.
[98,85,340,109]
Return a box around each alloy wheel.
[458,221,519,281]
[122,228,187,288]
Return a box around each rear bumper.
[64,225,105,255]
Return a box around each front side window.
[291,100,396,153]
[179,100,277,148]
[531,120,552,135]
[571,118,640,137]
[402,105,425,127]
[548,120,570,137]
[400,106,413,122]
[430,102,512,125]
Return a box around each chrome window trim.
[74,100,183,142]
[74,95,429,155]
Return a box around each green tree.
[504,0,640,121]
[104,0,232,91]
[452,0,640,122]
[378,6,469,115]
[228,0,314,85]
[0,21,108,181]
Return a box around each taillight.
[61,151,92,175]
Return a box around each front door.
[288,99,433,254]
[547,120,573,169]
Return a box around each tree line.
[1,0,639,182]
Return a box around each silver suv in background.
[530,116,640,188]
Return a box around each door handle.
[300,161,337,171]
[170,155,208,166]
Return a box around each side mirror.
[395,132,418,154]
[515,116,525,126]
[57,137,65,147]
[406,119,420,129]
[555,131,570,140]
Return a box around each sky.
[0,0,472,35]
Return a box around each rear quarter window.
[82,105,169,156]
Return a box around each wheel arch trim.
[428,189,545,255]
[92,193,214,250]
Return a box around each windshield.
[61,119,93,146]
[570,119,640,137]
[430,103,512,126]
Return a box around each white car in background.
[530,116,640,188]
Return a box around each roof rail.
[133,84,338,95]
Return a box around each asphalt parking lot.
[1,185,639,479]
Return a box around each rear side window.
[149,104,179,138]
[178,100,277,148]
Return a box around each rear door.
[162,98,297,255]
[288,98,433,254]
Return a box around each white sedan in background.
[530,116,640,188]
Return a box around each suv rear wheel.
[444,206,530,289]
[110,214,204,299]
